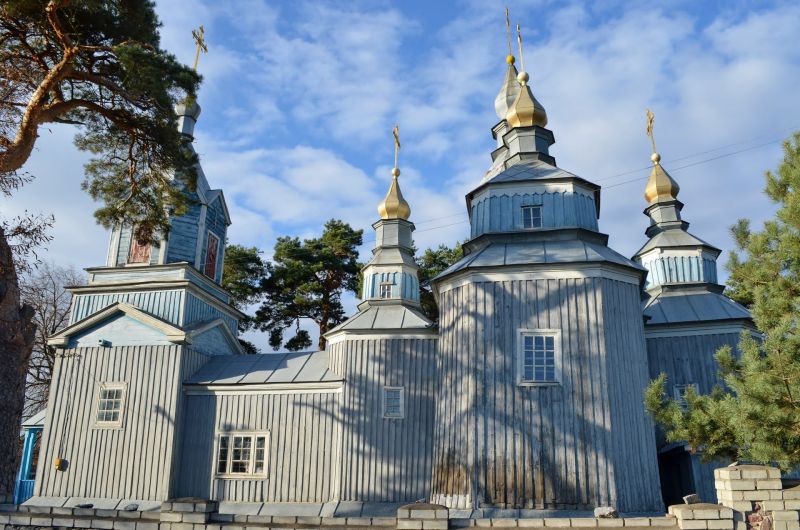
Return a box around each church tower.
[428,22,663,512]
[325,130,439,503]
[633,115,752,506]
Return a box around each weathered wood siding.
[166,199,203,265]
[174,391,341,503]
[327,336,438,502]
[470,192,599,238]
[34,345,191,500]
[70,290,184,326]
[185,293,238,333]
[646,330,745,503]
[430,276,662,512]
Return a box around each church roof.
[435,232,644,281]
[643,284,751,326]
[185,350,342,386]
[634,227,720,257]
[326,303,434,336]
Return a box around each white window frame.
[94,383,127,428]
[521,205,543,229]
[673,383,699,411]
[382,386,405,419]
[517,329,561,386]
[379,282,393,299]
[215,432,269,479]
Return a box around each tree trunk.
[0,228,36,501]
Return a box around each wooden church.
[24,29,753,518]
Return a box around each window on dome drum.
[519,331,558,384]
[215,433,268,477]
[379,282,393,299]
[204,231,220,278]
[521,205,542,229]
[382,386,404,418]
[95,384,125,427]
[673,383,699,411]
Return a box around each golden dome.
[377,169,411,220]
[495,60,521,120]
[644,153,680,204]
[506,71,547,128]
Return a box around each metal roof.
[434,233,644,281]
[185,350,342,385]
[326,302,434,335]
[635,227,719,257]
[22,409,46,428]
[482,159,584,185]
[643,284,751,325]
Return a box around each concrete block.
[97,509,120,518]
[436,510,450,520]
[492,519,520,528]
[676,521,707,530]
[692,510,721,520]
[411,510,439,520]
[271,516,297,525]
[422,521,449,530]
[171,503,194,513]
[76,508,97,517]
[54,507,76,515]
[742,491,766,501]
[159,524,172,530]
[10,514,32,525]
[597,520,624,527]
[114,520,138,530]
[716,469,742,480]
[346,517,372,526]
[322,517,347,526]
[28,505,53,514]
[30,515,54,526]
[120,511,142,520]
[141,512,162,521]
[773,512,800,522]
[784,488,800,500]
[719,509,733,520]
[161,503,173,512]
[161,513,184,522]
[0,514,9,525]
[706,521,733,530]
[741,469,771,480]
[372,517,396,526]
[92,518,116,529]
[761,501,786,511]
[245,515,271,524]
[136,523,159,530]
[756,480,783,490]
[182,513,209,524]
[195,502,217,513]
[784,500,800,510]
[203,525,221,530]
[398,509,413,519]
[649,517,678,527]
[623,518,651,527]
[171,523,195,530]
[476,520,493,528]
[398,520,424,529]
[518,520,545,527]
[726,480,757,491]
[53,516,76,527]
[543,518,571,527]
[210,514,234,523]
[723,502,752,513]
[571,518,598,527]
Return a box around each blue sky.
[8,0,800,351]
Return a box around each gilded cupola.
[505,23,547,129]
[377,125,411,220]
[643,109,679,204]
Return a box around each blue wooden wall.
[470,191,598,238]
[166,197,203,265]
[642,256,718,288]
[363,271,420,302]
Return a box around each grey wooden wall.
[174,390,341,503]
[35,345,191,500]
[646,330,746,504]
[430,276,663,513]
[328,336,438,502]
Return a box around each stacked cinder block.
[714,465,799,530]
[397,503,449,530]
[0,503,162,530]
[159,499,218,527]
[668,504,734,530]
[448,516,678,528]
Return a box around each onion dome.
[644,152,680,204]
[506,71,548,128]
[495,55,521,120]
[377,167,411,220]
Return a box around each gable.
[67,313,177,348]
[191,324,239,356]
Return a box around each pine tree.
[645,132,800,469]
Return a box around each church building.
[26,27,752,517]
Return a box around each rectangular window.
[379,282,393,299]
[520,331,558,384]
[383,386,404,418]
[673,383,699,411]
[95,384,125,427]
[522,205,542,229]
[127,228,151,264]
[216,433,269,477]
[204,231,220,278]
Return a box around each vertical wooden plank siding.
[174,390,341,503]
[431,276,663,512]
[35,345,185,500]
[328,336,438,502]
[70,290,184,326]
[645,330,745,503]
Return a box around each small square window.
[522,205,542,229]
[379,283,393,299]
[520,332,558,384]
[95,384,125,427]
[382,387,404,418]
[673,383,699,411]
